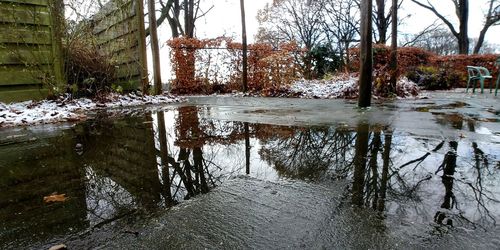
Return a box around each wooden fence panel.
[0,0,63,103]
[91,0,147,91]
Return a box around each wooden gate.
[0,0,64,103]
[91,0,148,92]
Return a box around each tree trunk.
[358,0,373,108]
[148,0,162,95]
[389,0,397,94]
[172,0,181,37]
[410,0,469,55]
[240,0,248,92]
[473,0,498,54]
[184,0,195,37]
[136,0,149,94]
[458,0,469,54]
[375,0,387,44]
[473,26,488,54]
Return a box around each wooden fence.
[0,0,64,103]
[91,0,148,91]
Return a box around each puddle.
[415,101,470,112]
[1,105,500,248]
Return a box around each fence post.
[136,0,149,94]
[49,0,65,97]
[240,0,248,92]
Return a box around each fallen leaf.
[43,193,68,203]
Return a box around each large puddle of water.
[1,104,500,248]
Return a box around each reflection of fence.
[91,0,148,91]
[83,117,162,210]
[0,0,64,102]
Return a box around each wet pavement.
[0,90,499,249]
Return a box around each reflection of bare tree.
[84,166,136,226]
[259,121,499,229]
[351,125,394,211]
[395,138,499,230]
[377,130,392,212]
[352,123,370,206]
[150,107,500,234]
[260,126,355,179]
[245,122,251,174]
[434,141,458,226]
[156,111,176,206]
[154,107,244,205]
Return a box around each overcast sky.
[192,0,500,43]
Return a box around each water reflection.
[0,106,499,248]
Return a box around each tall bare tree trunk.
[375,0,388,44]
[166,0,181,38]
[148,0,162,95]
[358,0,373,108]
[411,0,470,55]
[240,0,248,92]
[136,0,149,94]
[184,0,195,37]
[389,0,397,94]
[458,0,469,54]
[472,0,499,54]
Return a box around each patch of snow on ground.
[0,93,183,127]
[290,75,420,99]
[290,76,358,99]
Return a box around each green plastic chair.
[466,66,493,94]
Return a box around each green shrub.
[406,66,460,90]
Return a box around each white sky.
[150,0,500,83]
[193,0,500,43]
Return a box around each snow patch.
[0,93,183,128]
[290,76,359,99]
[289,75,420,99]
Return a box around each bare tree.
[256,0,326,79]
[373,0,403,44]
[399,21,442,47]
[351,0,403,44]
[471,38,498,54]
[148,0,162,94]
[389,0,398,94]
[322,0,360,67]
[147,0,213,38]
[403,27,459,55]
[473,1,500,54]
[411,0,469,54]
